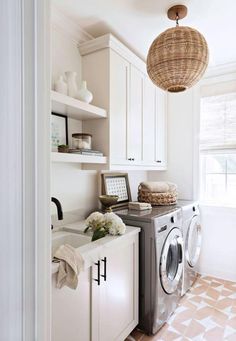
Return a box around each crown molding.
[79,33,147,74]
[51,5,93,45]
[204,62,236,79]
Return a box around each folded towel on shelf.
[140,181,177,193]
[54,244,84,290]
[129,201,152,211]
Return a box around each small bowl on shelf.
[99,195,119,212]
[58,144,69,153]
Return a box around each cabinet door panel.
[52,268,91,341]
[155,89,167,168]
[128,65,143,163]
[143,77,156,165]
[110,51,129,165]
[98,237,138,341]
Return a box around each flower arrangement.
[84,211,126,241]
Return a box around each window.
[200,92,236,205]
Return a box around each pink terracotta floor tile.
[127,275,236,341]
[204,326,224,340]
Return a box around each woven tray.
[138,186,178,206]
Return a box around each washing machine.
[116,207,184,335]
[178,201,202,296]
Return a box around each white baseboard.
[198,267,236,282]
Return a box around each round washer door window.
[160,228,183,294]
[186,215,202,268]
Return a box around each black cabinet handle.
[94,260,100,285]
[128,158,132,161]
[156,160,162,163]
[132,158,135,161]
[101,257,107,281]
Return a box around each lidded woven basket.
[147,26,209,93]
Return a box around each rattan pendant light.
[147,5,209,92]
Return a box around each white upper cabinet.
[80,34,167,170]
[109,50,129,165]
[155,89,167,168]
[142,76,156,165]
[128,65,143,164]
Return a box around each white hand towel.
[54,244,84,290]
[140,181,177,193]
[129,202,152,210]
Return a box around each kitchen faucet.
[51,197,63,229]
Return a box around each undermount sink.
[52,231,91,257]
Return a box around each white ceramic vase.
[54,75,68,95]
[65,71,78,98]
[77,81,93,103]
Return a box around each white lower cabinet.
[52,267,92,341]
[52,232,139,341]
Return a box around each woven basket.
[147,26,209,93]
[138,186,178,206]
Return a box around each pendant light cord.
[176,13,179,26]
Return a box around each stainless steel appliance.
[116,207,183,335]
[178,201,202,296]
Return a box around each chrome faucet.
[51,197,63,229]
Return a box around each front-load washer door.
[186,215,202,268]
[160,228,183,294]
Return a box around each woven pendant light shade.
[147,6,209,92]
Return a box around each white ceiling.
[52,0,236,66]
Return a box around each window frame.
[193,71,236,207]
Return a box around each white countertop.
[52,220,140,274]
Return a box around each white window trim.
[193,67,236,207]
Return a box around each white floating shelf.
[51,152,107,164]
[51,90,107,120]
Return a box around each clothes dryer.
[178,201,202,296]
[116,207,184,335]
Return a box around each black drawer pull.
[101,257,107,281]
[94,260,100,285]
[156,160,162,163]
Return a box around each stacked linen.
[128,202,152,211]
[138,181,178,206]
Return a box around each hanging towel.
[140,181,177,193]
[54,244,84,290]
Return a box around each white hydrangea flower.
[86,211,105,231]
[103,212,126,236]
[108,225,118,235]
[104,212,122,223]
[116,221,126,235]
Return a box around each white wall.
[198,205,236,281]
[148,89,196,200]
[51,10,147,224]
[149,70,236,281]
